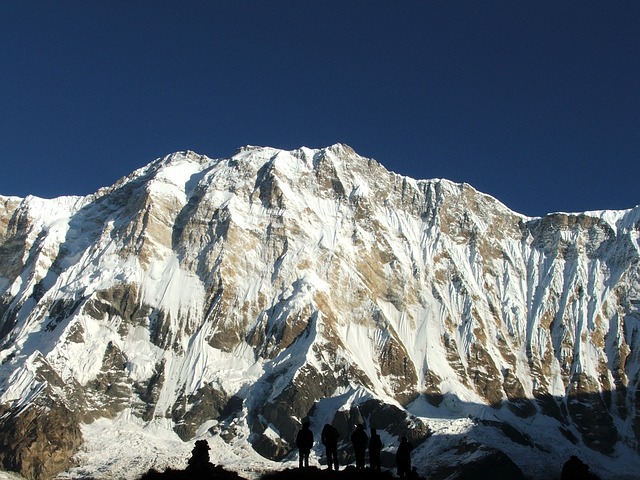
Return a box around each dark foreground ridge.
[136,456,601,480]
[139,465,399,480]
[138,460,600,480]
[262,466,399,480]
[138,463,245,480]
[136,437,600,480]
[137,461,597,480]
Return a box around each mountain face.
[0,144,639,479]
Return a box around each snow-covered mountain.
[0,144,639,479]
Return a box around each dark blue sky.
[1,1,638,217]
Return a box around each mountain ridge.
[0,145,639,479]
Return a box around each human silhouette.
[296,421,313,468]
[187,439,211,474]
[395,436,413,479]
[561,455,591,480]
[369,428,382,471]
[350,424,368,470]
[321,423,340,471]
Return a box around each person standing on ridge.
[321,423,340,471]
[296,421,314,468]
[369,427,382,471]
[396,436,413,478]
[351,423,368,470]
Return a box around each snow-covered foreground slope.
[0,144,639,479]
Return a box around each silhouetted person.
[321,423,340,471]
[296,421,313,468]
[561,455,591,480]
[187,439,211,474]
[396,436,413,479]
[369,428,382,471]
[351,424,368,470]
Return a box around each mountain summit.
[1,145,639,479]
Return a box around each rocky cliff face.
[0,144,639,479]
